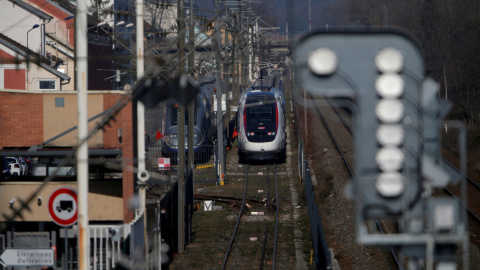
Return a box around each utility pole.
[76,0,89,268]
[215,0,225,185]
[236,11,241,98]
[187,0,195,244]
[230,15,236,111]
[136,0,148,264]
[188,1,195,180]
[177,0,186,253]
[248,16,253,82]
[224,12,230,144]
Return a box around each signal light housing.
[294,29,467,268]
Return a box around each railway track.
[441,160,480,225]
[319,96,480,268]
[311,95,403,269]
[221,163,280,269]
[326,97,480,227]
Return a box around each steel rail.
[442,158,480,191]
[221,163,279,269]
[329,97,480,226]
[259,224,268,270]
[222,164,250,270]
[273,163,279,269]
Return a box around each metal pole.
[188,0,195,198]
[248,24,253,82]
[236,12,240,100]
[64,227,68,269]
[215,0,225,185]
[136,0,148,264]
[224,14,230,149]
[230,23,236,116]
[187,0,195,245]
[177,0,186,253]
[76,0,89,268]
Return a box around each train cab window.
[247,106,274,122]
[171,106,178,125]
[245,102,277,143]
[170,100,198,125]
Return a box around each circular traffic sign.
[48,187,78,227]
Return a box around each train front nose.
[165,131,203,147]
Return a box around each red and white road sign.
[48,187,78,227]
[158,158,171,170]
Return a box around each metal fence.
[298,141,332,270]
[140,143,219,269]
[146,144,217,183]
[146,183,177,269]
[89,225,125,270]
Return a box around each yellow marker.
[196,164,214,169]
[220,164,224,185]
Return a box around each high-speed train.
[236,84,287,162]
[161,76,219,163]
[250,75,284,93]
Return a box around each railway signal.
[295,30,424,220]
[293,30,467,268]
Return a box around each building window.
[39,80,56,90]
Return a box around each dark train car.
[161,77,218,163]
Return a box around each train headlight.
[308,47,338,76]
[194,133,198,138]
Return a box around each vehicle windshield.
[170,100,198,125]
[244,95,278,143]
[247,105,274,122]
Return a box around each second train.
[236,76,287,163]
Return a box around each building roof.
[44,0,101,26]
[0,33,70,82]
[7,0,54,21]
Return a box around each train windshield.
[248,106,274,121]
[245,96,278,143]
[170,100,197,125]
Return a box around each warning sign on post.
[48,187,78,227]
[158,158,171,170]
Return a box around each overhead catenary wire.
[0,4,230,229]
[1,7,271,268]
